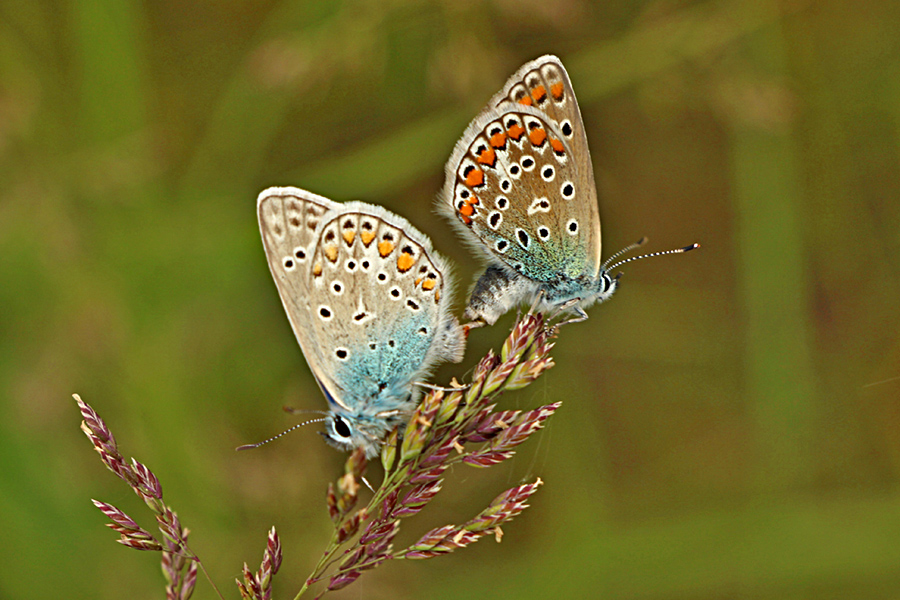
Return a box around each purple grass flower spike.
[77,310,562,599]
[237,527,283,600]
[296,312,560,597]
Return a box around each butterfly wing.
[489,55,601,271]
[304,202,464,434]
[439,56,602,323]
[442,105,594,283]
[258,186,339,362]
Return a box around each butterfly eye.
[600,273,613,292]
[332,415,353,441]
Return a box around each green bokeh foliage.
[1,0,899,598]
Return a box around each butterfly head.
[595,269,618,301]
[321,406,410,458]
[540,267,618,316]
[321,413,373,455]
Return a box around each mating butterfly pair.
[257,55,694,456]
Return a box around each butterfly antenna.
[601,237,649,271]
[282,406,329,416]
[235,417,329,451]
[607,243,699,273]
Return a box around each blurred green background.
[2,0,900,598]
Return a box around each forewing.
[490,55,602,271]
[306,203,460,413]
[257,186,337,359]
[443,105,594,283]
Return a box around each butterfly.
[257,187,465,457]
[439,55,697,325]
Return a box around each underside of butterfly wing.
[304,203,465,447]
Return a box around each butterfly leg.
[527,288,547,315]
[462,319,487,336]
[413,380,471,392]
[554,303,589,327]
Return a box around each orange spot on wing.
[312,262,323,277]
[422,279,436,291]
[360,231,376,246]
[477,147,496,167]
[490,132,507,149]
[342,230,355,245]
[397,251,414,272]
[324,245,338,263]
[550,138,565,154]
[458,203,474,217]
[459,214,472,226]
[550,82,564,100]
[466,194,479,205]
[507,123,525,140]
[531,85,546,103]
[378,240,394,257]
[464,168,484,187]
[529,127,547,146]
[517,95,533,106]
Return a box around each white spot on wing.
[527,197,552,215]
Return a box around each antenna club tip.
[235,444,256,451]
[637,236,649,246]
[685,243,700,251]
